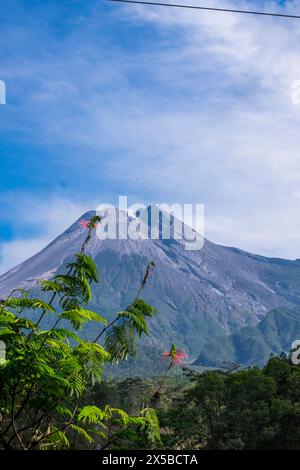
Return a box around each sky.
[1,0,300,273]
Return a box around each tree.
[0,216,160,450]
[159,357,300,450]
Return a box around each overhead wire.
[107,0,300,20]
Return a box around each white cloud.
[2,1,300,260]
[0,196,91,274]
[0,239,50,275]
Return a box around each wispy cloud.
[0,195,90,274]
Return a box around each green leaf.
[131,299,157,318]
[78,406,106,424]
[42,430,70,449]
[105,322,137,361]
[117,310,149,336]
[56,406,73,418]
[40,280,63,293]
[140,407,161,443]
[0,327,16,336]
[0,311,16,323]
[60,308,107,330]
[109,407,129,425]
[69,424,94,443]
[5,297,55,313]
[67,253,98,283]
[39,328,84,344]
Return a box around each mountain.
[194,307,300,367]
[1,208,300,368]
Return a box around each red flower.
[162,349,188,365]
[79,220,90,228]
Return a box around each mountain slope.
[194,307,300,367]
[1,209,300,362]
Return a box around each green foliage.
[60,308,107,330]
[195,306,300,368]
[4,297,55,313]
[75,404,160,449]
[159,357,300,450]
[96,357,300,450]
[105,299,157,361]
[67,254,99,284]
[0,217,159,450]
[140,407,161,443]
[105,323,137,361]
[78,405,106,424]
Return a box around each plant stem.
[93,261,155,343]
[157,360,174,395]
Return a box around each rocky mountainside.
[1,208,300,366]
[194,306,300,367]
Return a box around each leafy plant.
[0,215,160,450]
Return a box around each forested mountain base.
[91,356,300,450]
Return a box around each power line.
[107,0,300,20]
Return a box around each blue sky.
[1,0,300,272]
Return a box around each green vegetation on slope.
[195,307,300,367]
